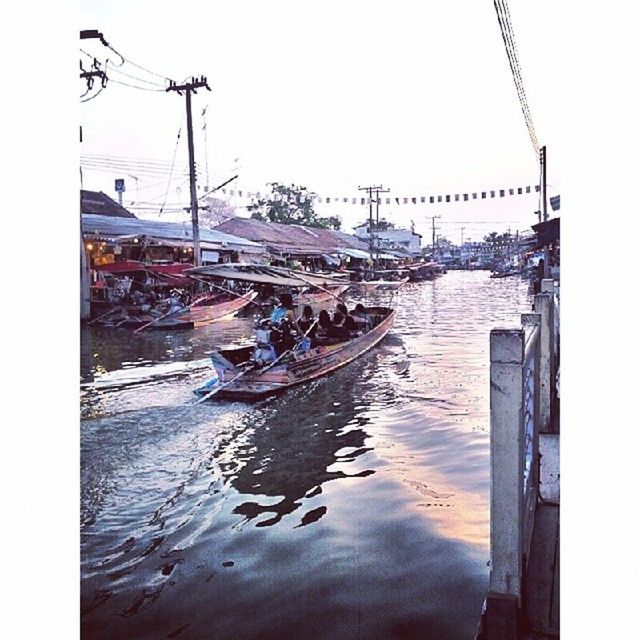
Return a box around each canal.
[80,270,531,640]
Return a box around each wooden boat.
[295,284,351,306]
[97,291,258,330]
[195,306,395,401]
[176,291,258,327]
[352,277,409,290]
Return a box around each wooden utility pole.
[358,185,383,263]
[167,77,211,267]
[374,186,389,262]
[428,215,441,261]
[540,145,551,277]
[540,145,548,222]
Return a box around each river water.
[80,270,531,640]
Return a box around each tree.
[356,217,394,232]
[199,197,236,228]
[248,182,340,229]
[484,231,511,245]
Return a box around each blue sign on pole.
[115,178,125,193]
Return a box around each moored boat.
[195,305,395,401]
[295,284,351,306]
[352,277,408,290]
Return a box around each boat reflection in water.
[226,373,375,529]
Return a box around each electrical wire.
[493,0,539,157]
[80,85,105,103]
[109,78,166,92]
[160,125,184,215]
[107,65,167,88]
[80,153,187,169]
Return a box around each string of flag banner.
[211,184,545,206]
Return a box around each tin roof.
[81,214,264,252]
[215,217,369,254]
[81,190,137,218]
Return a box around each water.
[80,271,531,640]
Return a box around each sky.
[79,0,562,243]
[6,3,640,639]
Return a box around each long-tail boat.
[195,305,395,401]
[186,264,395,401]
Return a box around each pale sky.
[79,0,562,242]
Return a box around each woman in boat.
[297,305,316,337]
[328,311,350,342]
[350,303,369,332]
[315,309,332,342]
[335,302,358,335]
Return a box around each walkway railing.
[479,279,559,638]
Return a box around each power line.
[160,125,184,215]
[109,78,166,92]
[80,85,105,103]
[493,0,539,156]
[106,65,167,88]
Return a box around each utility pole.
[427,215,441,261]
[167,77,211,267]
[374,186,389,262]
[358,185,383,263]
[540,145,548,222]
[540,145,551,277]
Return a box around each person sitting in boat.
[271,292,296,324]
[328,311,350,342]
[297,305,316,338]
[315,309,332,342]
[335,302,358,336]
[253,319,277,365]
[350,303,369,332]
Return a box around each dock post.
[534,293,553,431]
[489,328,525,603]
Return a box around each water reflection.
[80,271,532,640]
[227,375,376,528]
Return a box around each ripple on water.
[81,271,531,640]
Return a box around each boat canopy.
[186,263,350,288]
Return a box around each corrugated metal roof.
[81,190,137,218]
[81,214,264,250]
[215,217,369,253]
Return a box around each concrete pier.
[478,279,560,639]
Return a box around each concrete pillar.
[534,293,552,431]
[489,328,525,600]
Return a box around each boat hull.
[295,284,350,306]
[178,291,258,327]
[210,307,395,401]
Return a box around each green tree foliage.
[248,182,341,230]
[484,231,511,245]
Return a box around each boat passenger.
[350,303,369,331]
[335,302,358,335]
[297,305,316,337]
[328,312,350,342]
[315,309,332,341]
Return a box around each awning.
[322,254,341,266]
[337,247,370,260]
[532,217,560,248]
[187,263,350,288]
